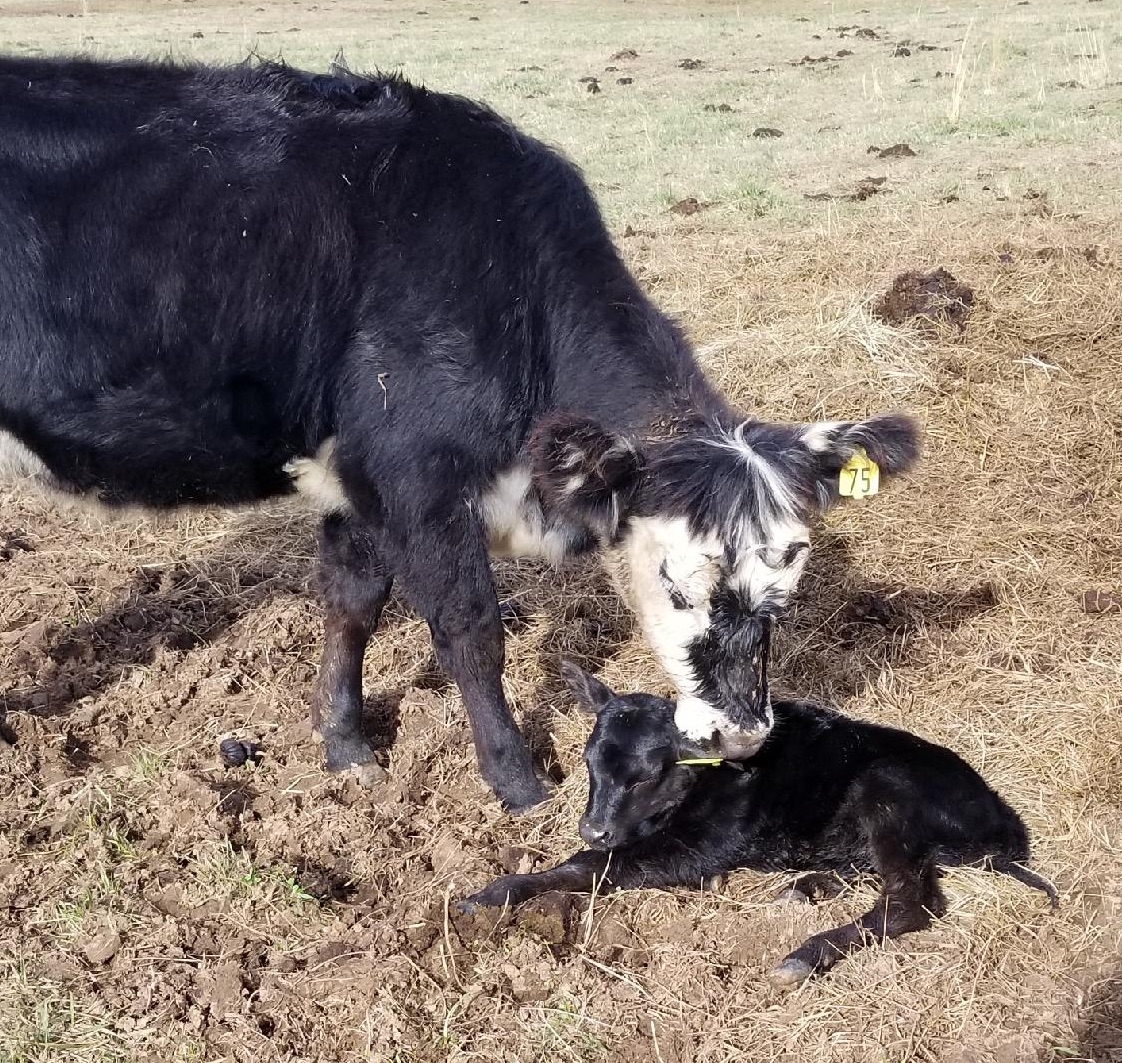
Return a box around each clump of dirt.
[617,77,633,85]
[668,197,715,216]
[1082,589,1121,615]
[703,102,735,113]
[0,530,34,562]
[578,76,601,94]
[868,142,917,158]
[791,54,833,66]
[610,48,638,61]
[873,267,975,330]
[837,48,854,57]
[805,175,887,202]
[678,58,703,70]
[753,126,784,138]
[835,26,880,39]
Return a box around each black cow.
[0,57,919,810]
[461,662,1057,983]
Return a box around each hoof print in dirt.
[219,737,262,769]
[873,267,975,330]
[753,126,784,138]
[868,142,916,158]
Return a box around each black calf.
[461,662,1057,986]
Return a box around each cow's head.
[533,411,919,755]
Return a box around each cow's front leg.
[395,513,548,812]
[459,850,612,913]
[312,513,393,784]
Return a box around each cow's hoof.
[323,737,385,786]
[345,760,388,788]
[767,958,816,989]
[498,776,551,814]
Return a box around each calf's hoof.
[767,957,816,989]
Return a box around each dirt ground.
[2,1,1122,1061]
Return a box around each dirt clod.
[678,58,703,70]
[617,77,633,85]
[868,142,917,158]
[1082,589,1121,615]
[753,126,784,138]
[668,197,711,216]
[83,929,122,965]
[873,267,975,329]
[610,48,638,61]
[703,103,734,112]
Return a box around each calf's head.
[562,659,717,850]
[535,411,918,755]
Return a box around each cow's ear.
[530,413,643,537]
[800,412,920,508]
[560,658,616,714]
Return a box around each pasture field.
[2,0,1122,1059]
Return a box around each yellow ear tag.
[839,447,880,500]
[676,757,724,767]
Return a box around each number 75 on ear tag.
[839,448,880,500]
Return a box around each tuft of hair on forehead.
[639,422,818,549]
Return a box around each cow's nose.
[579,817,614,849]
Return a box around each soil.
[872,267,975,329]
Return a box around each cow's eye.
[658,561,691,610]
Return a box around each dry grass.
[2,0,1122,1060]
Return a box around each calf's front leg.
[459,850,612,913]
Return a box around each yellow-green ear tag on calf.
[676,757,724,767]
[838,447,880,500]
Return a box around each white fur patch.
[709,423,798,520]
[284,437,351,513]
[620,515,721,703]
[481,464,574,566]
[674,696,736,742]
[0,430,56,486]
[801,420,844,453]
[726,514,811,610]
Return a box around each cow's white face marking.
[284,437,352,514]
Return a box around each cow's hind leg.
[312,513,393,784]
[769,840,946,988]
[394,512,547,812]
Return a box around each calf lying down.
[462,662,1057,986]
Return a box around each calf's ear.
[530,413,643,539]
[800,412,920,507]
[560,658,615,714]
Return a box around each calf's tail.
[990,858,1059,909]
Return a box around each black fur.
[462,665,1057,983]
[1,55,919,808]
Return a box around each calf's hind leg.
[312,513,393,784]
[769,840,947,988]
